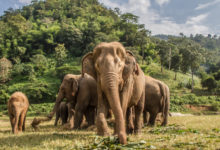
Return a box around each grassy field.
[0,115,220,150]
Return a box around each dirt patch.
[185,105,214,111]
[170,112,193,116]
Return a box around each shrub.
[213,70,220,81]
[31,54,48,75]
[56,64,81,79]
[201,76,217,91]
[11,63,36,81]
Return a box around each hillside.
[0,0,219,113]
[1,61,219,117]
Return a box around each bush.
[0,84,10,104]
[202,76,217,91]
[7,81,58,103]
[56,64,81,79]
[177,79,193,89]
[31,54,48,75]
[11,63,36,81]
[213,70,220,81]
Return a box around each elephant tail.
[159,82,170,126]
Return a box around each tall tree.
[156,40,169,73]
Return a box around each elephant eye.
[95,63,100,72]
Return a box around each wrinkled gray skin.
[54,102,69,126]
[143,76,170,126]
[48,73,97,129]
[82,42,145,144]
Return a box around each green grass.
[0,115,220,149]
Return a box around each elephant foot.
[13,130,18,134]
[62,123,72,130]
[126,127,134,135]
[118,132,127,144]
[97,130,110,136]
[147,123,155,127]
[134,129,141,135]
[161,122,167,126]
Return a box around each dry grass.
[0,115,220,150]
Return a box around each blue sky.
[0,0,220,36]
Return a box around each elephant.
[54,102,69,126]
[48,73,97,129]
[143,76,170,126]
[8,92,29,134]
[82,42,145,144]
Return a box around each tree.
[0,57,12,83]
[55,44,67,67]
[156,40,169,73]
[171,53,181,80]
[202,76,217,91]
[180,41,204,91]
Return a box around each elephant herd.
[7,42,170,144]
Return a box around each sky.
[0,0,220,36]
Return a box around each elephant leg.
[22,114,26,131]
[10,115,15,133]
[148,112,157,126]
[85,106,95,126]
[18,111,25,132]
[134,93,145,134]
[54,111,60,126]
[143,110,149,126]
[62,110,68,125]
[67,102,74,128]
[13,112,19,134]
[96,94,110,136]
[126,107,134,134]
[161,112,168,126]
[106,109,113,119]
[74,95,90,129]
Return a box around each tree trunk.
[161,60,163,73]
[174,71,177,80]
[191,70,194,92]
[168,48,171,70]
[141,45,144,65]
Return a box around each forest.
[0,0,220,107]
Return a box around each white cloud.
[186,13,209,25]
[99,0,212,36]
[18,0,32,4]
[155,0,170,7]
[195,0,220,10]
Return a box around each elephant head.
[57,74,79,102]
[82,42,138,144]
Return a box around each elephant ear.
[126,50,139,75]
[81,52,96,80]
[70,78,78,96]
[123,51,139,81]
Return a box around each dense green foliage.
[0,0,220,106]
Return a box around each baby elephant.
[8,92,29,134]
[54,102,69,126]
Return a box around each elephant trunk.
[48,91,64,119]
[102,72,127,144]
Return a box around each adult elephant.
[82,42,145,144]
[143,76,170,126]
[48,73,97,129]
